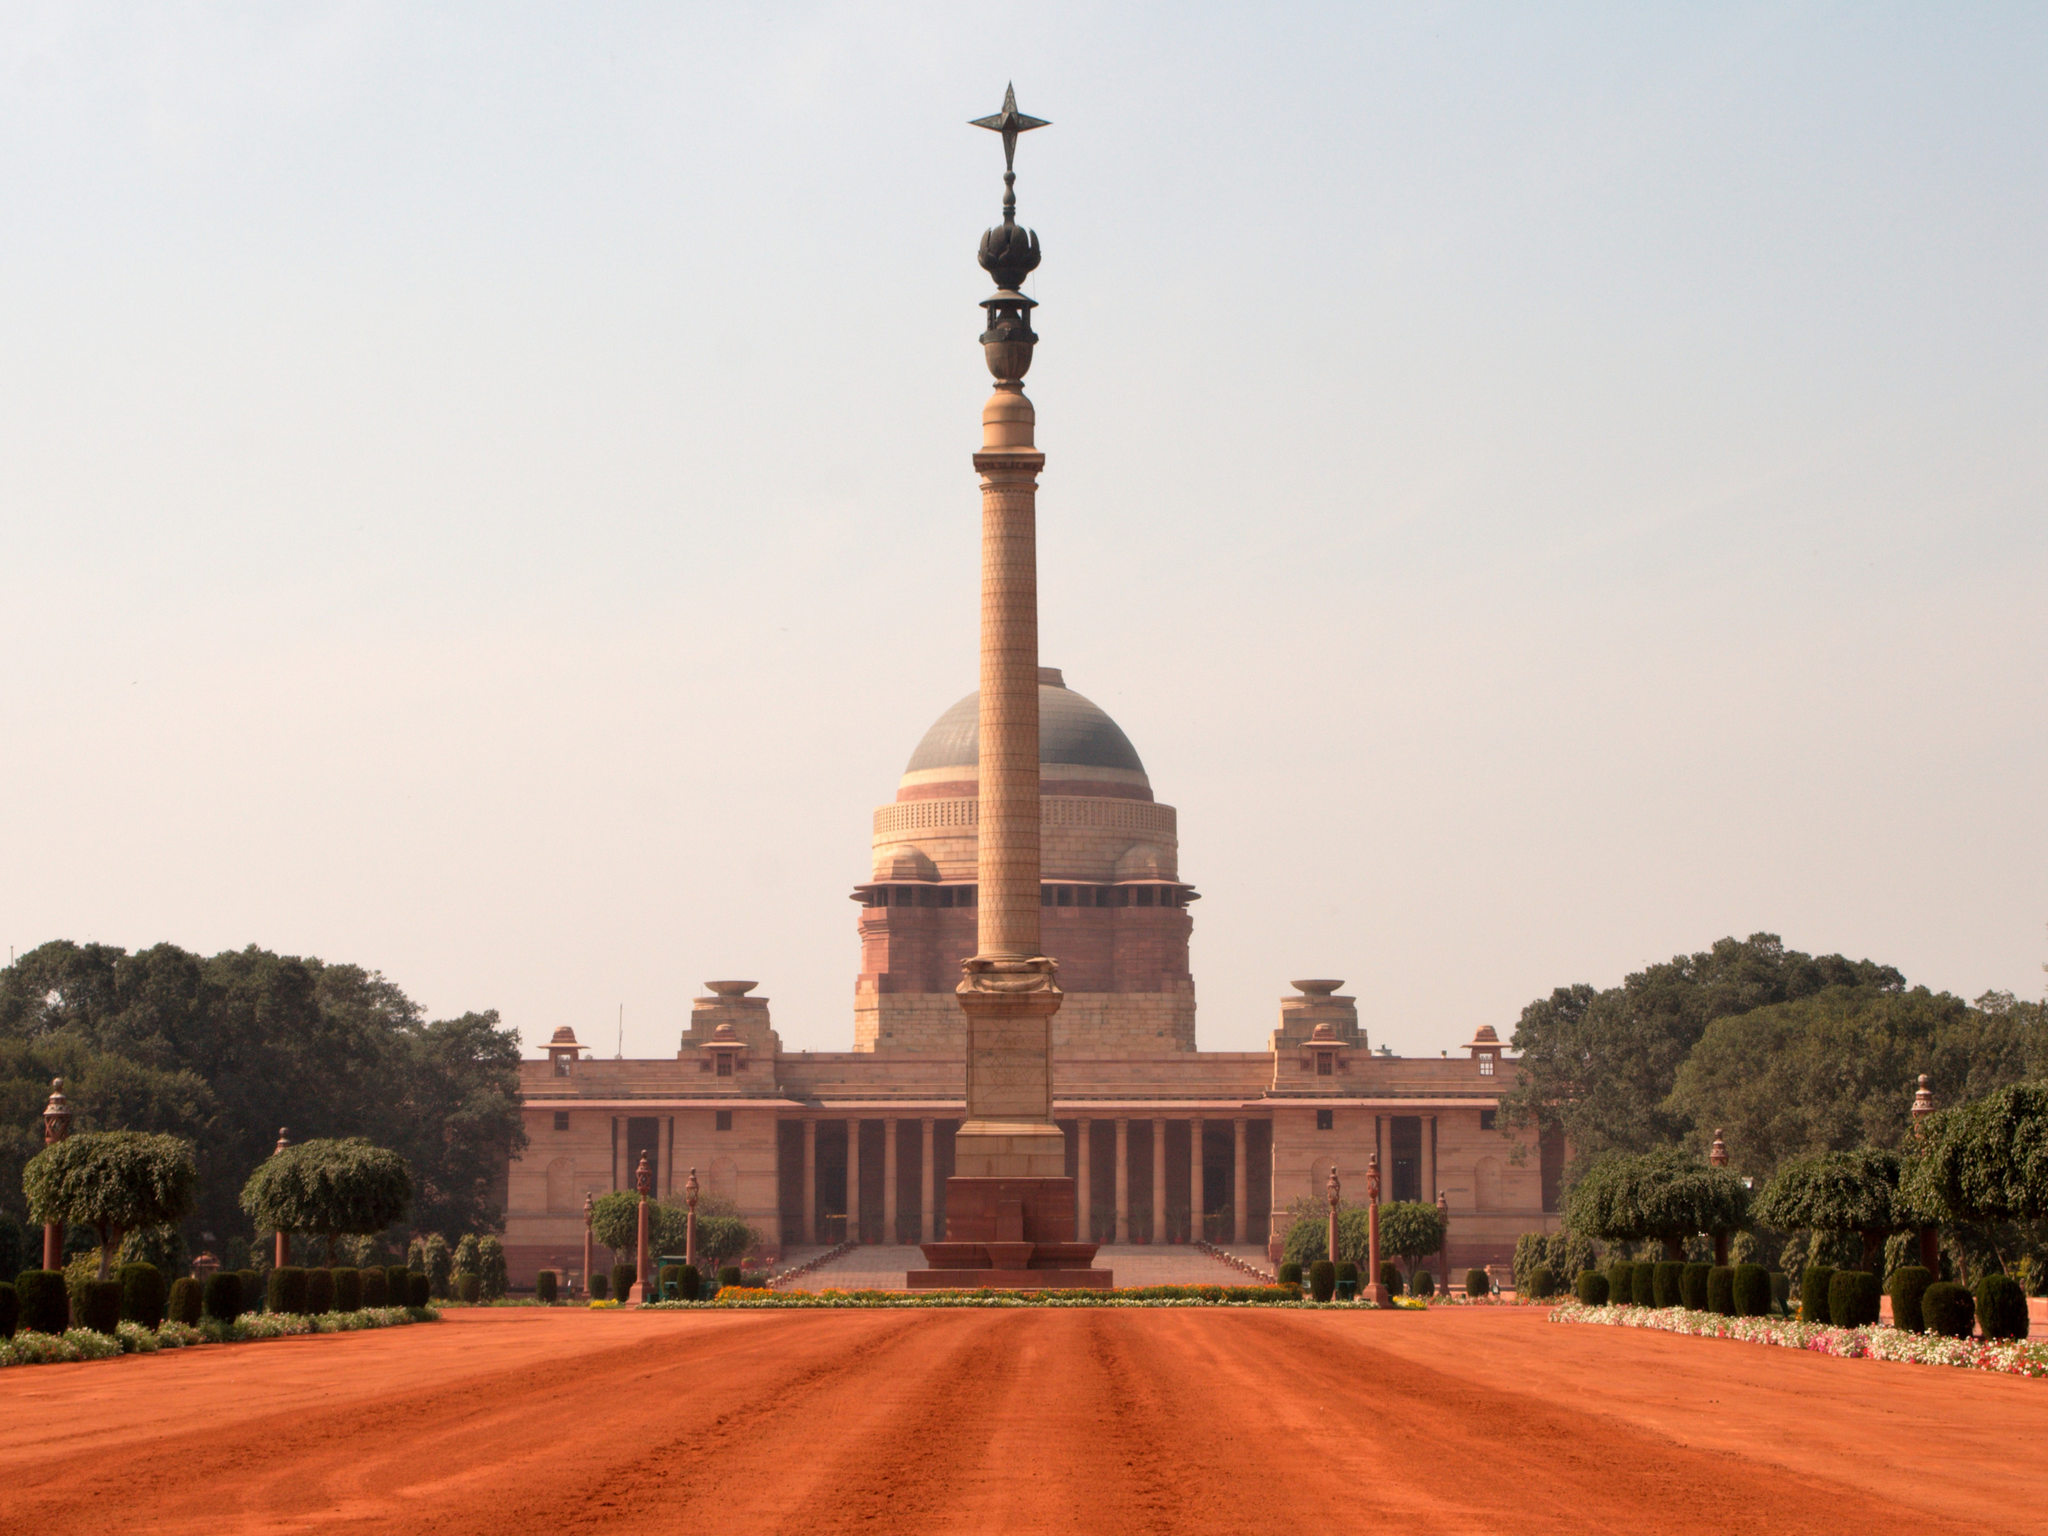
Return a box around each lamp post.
[1911,1075,1939,1272]
[684,1166,700,1272]
[1436,1189,1449,1290]
[1708,1128,1731,1264]
[629,1152,653,1305]
[1365,1152,1391,1306]
[41,1079,71,1271]
[272,1128,292,1269]
[1326,1163,1341,1265]
[582,1191,596,1299]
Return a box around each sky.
[1,3,2042,1061]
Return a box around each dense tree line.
[0,941,526,1251]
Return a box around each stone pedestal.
[909,1174,1111,1290]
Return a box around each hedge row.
[1585,1261,1776,1318]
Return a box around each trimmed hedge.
[1379,1260,1401,1293]
[1706,1265,1735,1316]
[1680,1262,1710,1312]
[1828,1270,1881,1328]
[537,1270,559,1304]
[1309,1260,1337,1302]
[1631,1263,1656,1308]
[332,1269,362,1312]
[679,1264,702,1301]
[305,1268,336,1313]
[1575,1269,1609,1306]
[1922,1281,1975,1339]
[385,1266,410,1306]
[0,1281,15,1340]
[120,1262,167,1328]
[1277,1261,1302,1286]
[1528,1264,1558,1300]
[718,1265,742,1288]
[454,1272,481,1303]
[168,1275,203,1326]
[237,1269,261,1313]
[1608,1261,1635,1304]
[1652,1261,1683,1309]
[1733,1263,1772,1317]
[77,1278,122,1335]
[1800,1264,1835,1324]
[408,1272,431,1307]
[1465,1268,1490,1298]
[268,1266,309,1316]
[588,1272,609,1301]
[1336,1260,1360,1290]
[359,1268,388,1308]
[1977,1274,2029,1340]
[1886,1265,1933,1333]
[1413,1270,1435,1298]
[203,1271,243,1323]
[17,1271,67,1335]
[613,1263,638,1301]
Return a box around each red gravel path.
[2,1306,2039,1534]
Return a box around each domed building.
[855,667,1197,1053]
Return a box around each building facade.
[503,679,1564,1286]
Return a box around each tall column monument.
[911,86,1108,1288]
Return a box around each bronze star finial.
[970,82,1049,174]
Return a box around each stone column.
[1076,1117,1092,1243]
[883,1117,900,1244]
[846,1117,862,1245]
[1151,1118,1167,1246]
[1114,1117,1131,1243]
[662,1115,674,1199]
[1188,1117,1204,1243]
[1232,1117,1249,1246]
[802,1117,817,1246]
[611,1116,623,1192]
[1424,1115,1438,1217]
[920,1118,936,1243]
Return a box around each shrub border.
[0,1305,441,1369]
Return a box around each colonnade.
[789,1113,1257,1247]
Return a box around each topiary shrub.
[1379,1260,1401,1294]
[120,1262,167,1328]
[454,1272,480,1303]
[1413,1269,1435,1298]
[1886,1265,1933,1333]
[0,1281,15,1340]
[1706,1265,1735,1316]
[1800,1264,1836,1324]
[1680,1262,1710,1312]
[536,1270,558,1304]
[1575,1270,1609,1306]
[1631,1263,1656,1307]
[203,1270,243,1322]
[717,1265,742,1288]
[1976,1274,2029,1340]
[385,1266,410,1306]
[1828,1269,1881,1327]
[77,1278,122,1335]
[1528,1265,1557,1300]
[1608,1261,1635,1304]
[1336,1260,1359,1286]
[1466,1268,1490,1298]
[332,1267,361,1312]
[268,1266,308,1316]
[1309,1260,1337,1302]
[1921,1281,1974,1338]
[612,1262,638,1301]
[408,1272,431,1307]
[1277,1261,1303,1286]
[305,1268,336,1313]
[168,1275,203,1326]
[359,1268,388,1308]
[1652,1260,1684,1309]
[679,1264,702,1301]
[237,1269,261,1314]
[1733,1262,1771,1317]
[589,1271,608,1301]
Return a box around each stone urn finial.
[1708,1128,1728,1168]
[42,1078,71,1144]
[1326,1163,1341,1211]
[1911,1073,1935,1137]
[634,1151,653,1198]
[685,1166,700,1211]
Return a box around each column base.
[1365,1284,1393,1306]
[905,1174,1114,1290]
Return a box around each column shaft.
[974,447,1043,962]
[846,1118,862,1244]
[1076,1118,1092,1244]
[802,1118,817,1245]
[1114,1118,1130,1244]
[919,1118,936,1244]
[883,1118,900,1244]
[1151,1117,1167,1246]
[1189,1117,1204,1243]
[1232,1118,1249,1246]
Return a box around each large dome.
[904,669,1146,777]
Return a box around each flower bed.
[0,1305,439,1369]
[643,1283,1318,1309]
[1548,1299,2048,1379]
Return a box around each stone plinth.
[905,1173,1113,1289]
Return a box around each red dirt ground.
[4,1306,2043,1534]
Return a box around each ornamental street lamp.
[1364,1152,1391,1307]
[1708,1129,1731,1263]
[272,1128,292,1268]
[684,1166,701,1273]
[1911,1076,1939,1271]
[41,1079,71,1271]
[629,1152,653,1305]
[1325,1163,1341,1265]
[582,1191,596,1299]
[1436,1189,1449,1289]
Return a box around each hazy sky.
[3,3,2042,1061]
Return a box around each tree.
[1751,1148,1914,1270]
[240,1137,412,1263]
[1566,1148,1750,1260]
[1499,935,1904,1175]
[23,1130,198,1279]
[590,1190,685,1259]
[1378,1201,1448,1284]
[1903,1083,2048,1229]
